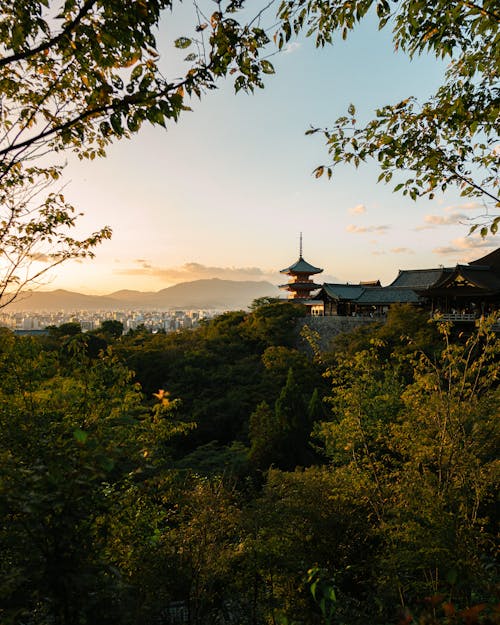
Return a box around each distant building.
[282,244,500,321]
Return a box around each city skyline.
[28,6,497,295]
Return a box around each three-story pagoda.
[279,236,323,300]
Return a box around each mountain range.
[5,279,280,312]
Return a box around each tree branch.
[0,0,99,69]
[460,0,500,23]
[449,167,500,205]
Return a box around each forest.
[0,301,498,625]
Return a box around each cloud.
[29,253,52,262]
[321,273,341,283]
[371,251,386,256]
[348,203,366,215]
[284,42,301,54]
[443,201,481,212]
[346,224,390,234]
[425,213,468,225]
[132,258,152,269]
[433,235,495,260]
[114,261,277,284]
[415,213,468,230]
[391,247,414,254]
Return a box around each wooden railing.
[437,313,477,322]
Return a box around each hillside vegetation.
[0,303,498,625]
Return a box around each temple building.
[281,243,500,321]
[418,247,500,319]
[279,235,324,312]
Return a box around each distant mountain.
[4,280,280,312]
[6,289,119,312]
[106,289,157,303]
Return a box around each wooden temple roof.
[319,284,366,301]
[421,264,500,295]
[317,248,500,306]
[469,247,500,272]
[319,283,420,305]
[355,287,420,305]
[389,267,451,289]
[281,247,500,309]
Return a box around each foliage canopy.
[277,0,500,232]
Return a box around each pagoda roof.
[280,256,323,275]
[279,282,322,291]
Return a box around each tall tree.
[274,367,312,469]
[248,400,282,470]
[318,318,500,613]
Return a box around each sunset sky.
[38,4,497,295]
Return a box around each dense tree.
[317,318,500,614]
[240,467,375,625]
[117,303,313,453]
[329,304,442,367]
[0,333,145,623]
[46,320,82,337]
[98,319,124,339]
[1,300,498,623]
[274,367,311,469]
[277,0,499,232]
[248,400,282,470]
[245,301,307,348]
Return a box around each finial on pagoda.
[299,232,303,258]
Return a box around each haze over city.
[31,4,497,296]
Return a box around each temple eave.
[279,283,321,290]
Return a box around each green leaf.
[130,64,143,81]
[73,428,88,444]
[174,37,192,49]
[261,60,275,74]
[110,113,123,135]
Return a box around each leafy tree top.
[0,0,276,179]
[277,0,499,233]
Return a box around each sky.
[34,2,497,294]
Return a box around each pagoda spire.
[299,232,303,258]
